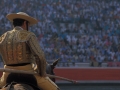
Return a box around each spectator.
[0,0,120,67]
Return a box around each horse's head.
[46,58,60,82]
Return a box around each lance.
[0,68,78,83]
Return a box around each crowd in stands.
[0,0,120,67]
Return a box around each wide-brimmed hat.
[6,12,38,26]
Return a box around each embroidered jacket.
[0,27,46,76]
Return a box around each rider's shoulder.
[16,30,37,42]
[19,30,36,36]
[0,31,8,43]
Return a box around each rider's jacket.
[0,27,46,76]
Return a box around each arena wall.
[54,67,120,81]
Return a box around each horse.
[46,59,59,82]
[0,59,60,90]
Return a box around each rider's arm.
[28,33,46,77]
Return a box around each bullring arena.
[0,0,120,89]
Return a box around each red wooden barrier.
[54,67,120,81]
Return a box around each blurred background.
[0,0,120,89]
[0,0,120,67]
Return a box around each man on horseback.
[0,12,59,90]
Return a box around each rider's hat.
[6,12,38,26]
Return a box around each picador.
[0,12,60,90]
